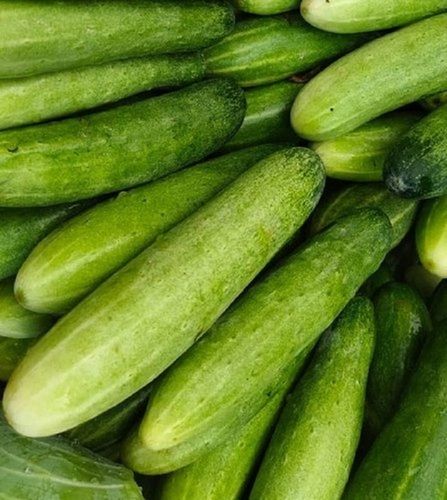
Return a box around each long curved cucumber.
[0,79,245,207]
[292,14,447,141]
[0,54,204,131]
[16,145,284,315]
[344,321,447,499]
[250,297,374,500]
[234,0,299,15]
[301,0,447,33]
[431,281,447,323]
[0,0,233,79]
[421,90,447,110]
[3,148,325,437]
[311,111,421,181]
[136,209,391,470]
[0,337,35,382]
[204,15,367,87]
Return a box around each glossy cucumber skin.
[311,111,421,182]
[292,14,447,141]
[204,15,367,87]
[3,148,325,437]
[301,0,447,33]
[310,183,417,248]
[431,281,447,323]
[0,54,204,131]
[385,104,447,199]
[251,298,374,500]
[15,145,285,315]
[137,210,391,470]
[0,0,234,79]
[234,0,299,15]
[421,90,447,110]
[344,321,447,500]
[0,337,35,382]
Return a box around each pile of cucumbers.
[1,0,447,499]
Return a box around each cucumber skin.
[0,54,204,131]
[204,15,367,87]
[234,0,299,15]
[344,321,447,500]
[385,104,447,199]
[4,148,325,438]
[16,145,285,315]
[0,337,35,382]
[404,264,442,302]
[0,0,234,79]
[0,79,245,207]
[292,14,447,141]
[311,111,421,182]
[431,281,447,324]
[251,297,374,500]
[301,0,447,33]
[137,209,391,469]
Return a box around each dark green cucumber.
[251,297,374,500]
[0,79,245,207]
[404,264,442,301]
[204,15,367,87]
[421,90,447,110]
[0,337,35,382]
[344,321,447,499]
[234,0,299,15]
[0,0,233,79]
[431,281,447,323]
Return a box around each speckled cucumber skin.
[15,145,284,315]
[3,148,325,437]
[0,79,245,207]
[292,14,447,141]
[0,0,234,79]
[234,0,299,14]
[0,337,35,382]
[251,297,374,500]
[344,321,447,500]
[431,281,447,323]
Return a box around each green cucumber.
[421,90,447,110]
[344,321,447,499]
[0,53,204,131]
[0,79,245,207]
[309,183,417,248]
[136,209,391,471]
[404,263,442,301]
[223,82,302,151]
[0,0,233,79]
[4,147,325,437]
[204,15,367,87]
[0,337,35,382]
[431,281,447,323]
[234,0,299,15]
[311,111,421,181]
[385,104,447,199]
[292,14,447,141]
[301,0,447,33]
[16,145,284,315]
[250,297,374,500]
[360,263,394,298]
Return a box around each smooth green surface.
[431,281,447,323]
[234,0,299,14]
[0,337,35,382]
[292,14,447,141]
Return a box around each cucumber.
[0,0,234,79]
[360,263,394,298]
[204,15,368,87]
[431,281,447,324]
[309,183,417,248]
[0,337,35,382]
[0,79,245,207]
[3,147,325,437]
[416,196,447,278]
[311,111,421,182]
[223,82,302,151]
[301,0,447,33]
[234,0,299,15]
[250,297,374,500]
[421,90,447,110]
[136,209,391,471]
[404,264,442,301]
[16,145,284,315]
[344,321,447,499]
[0,54,204,131]
[385,104,447,199]
[292,14,447,141]
[0,411,143,499]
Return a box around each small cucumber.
[431,281,447,323]
[204,15,367,87]
[234,0,299,15]
[250,297,374,500]
[0,79,245,207]
[344,321,447,499]
[292,14,447,141]
[421,90,447,111]
[4,148,325,438]
[311,111,421,181]
[0,337,35,382]
[0,0,233,79]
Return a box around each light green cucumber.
[421,90,447,110]
[250,297,374,500]
[0,337,35,382]
[431,281,447,323]
[16,145,284,315]
[292,14,447,141]
[311,111,421,181]
[404,263,442,301]
[204,15,368,87]
[0,0,233,79]
[234,0,299,15]
[0,53,204,131]
[3,147,325,437]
